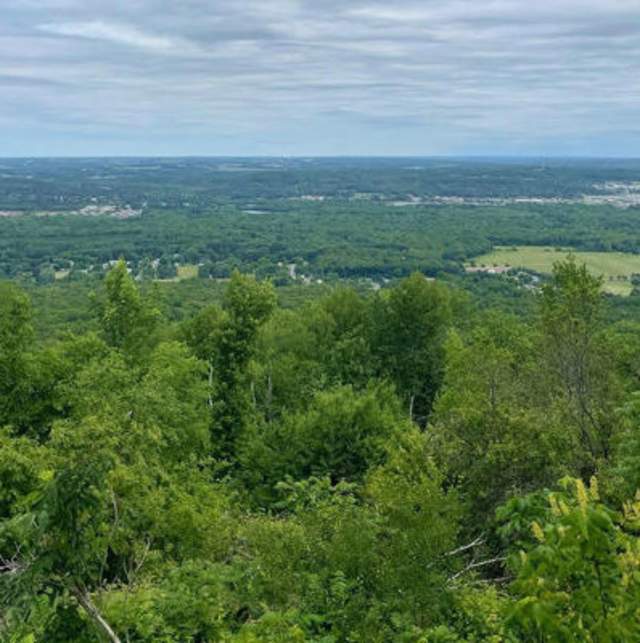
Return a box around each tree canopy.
[2,258,640,641]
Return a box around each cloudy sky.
[1,0,639,156]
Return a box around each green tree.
[0,335,231,642]
[183,271,276,458]
[96,259,160,358]
[0,282,34,429]
[365,429,461,626]
[239,384,405,503]
[371,273,452,425]
[431,313,571,522]
[539,258,621,475]
[607,391,640,502]
[250,288,374,423]
[251,307,327,421]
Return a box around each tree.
[0,358,231,641]
[539,258,620,474]
[0,283,34,429]
[181,271,276,458]
[249,288,374,424]
[239,384,405,503]
[157,256,177,279]
[316,287,374,386]
[96,259,160,358]
[370,273,452,425]
[365,429,461,624]
[430,312,571,523]
[607,391,640,502]
[251,307,327,420]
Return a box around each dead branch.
[126,537,152,584]
[0,548,28,576]
[447,555,507,584]
[442,535,485,557]
[72,586,121,643]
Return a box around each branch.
[442,536,485,558]
[447,555,507,585]
[0,548,28,576]
[99,491,120,584]
[207,364,214,408]
[125,538,152,584]
[0,559,23,575]
[424,536,487,572]
[72,587,121,643]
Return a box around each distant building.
[465,265,512,275]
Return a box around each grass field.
[176,264,199,280]
[470,246,640,295]
[156,264,199,282]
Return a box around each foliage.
[239,384,407,504]
[370,273,452,424]
[2,256,640,641]
[502,478,640,641]
[94,259,161,359]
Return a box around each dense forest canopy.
[3,256,640,641]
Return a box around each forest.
[2,158,640,284]
[3,256,640,641]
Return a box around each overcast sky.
[1,0,639,156]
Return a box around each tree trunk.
[207,363,214,408]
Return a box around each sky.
[1,0,639,157]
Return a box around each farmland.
[471,245,640,295]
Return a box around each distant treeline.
[2,199,640,283]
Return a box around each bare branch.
[447,555,508,584]
[207,364,214,408]
[0,548,28,576]
[442,536,485,558]
[72,587,122,643]
[124,537,152,585]
[0,558,24,575]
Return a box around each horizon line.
[1,154,640,161]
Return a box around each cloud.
[0,0,638,155]
[0,73,69,88]
[38,20,186,53]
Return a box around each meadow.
[471,245,640,295]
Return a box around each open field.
[470,246,640,295]
[155,264,199,283]
[176,264,199,280]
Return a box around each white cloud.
[39,20,186,53]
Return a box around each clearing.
[155,264,199,283]
[176,264,199,280]
[469,246,640,296]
